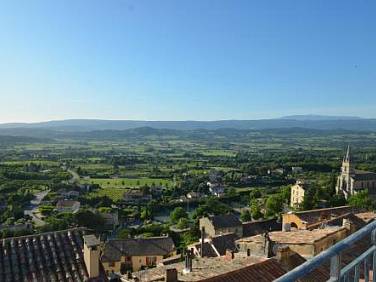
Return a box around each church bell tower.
[342,145,353,175]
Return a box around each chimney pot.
[165,268,178,282]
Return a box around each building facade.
[199,214,243,238]
[236,227,348,259]
[101,236,176,273]
[336,146,376,199]
[290,180,307,208]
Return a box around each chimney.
[263,232,273,258]
[276,246,293,267]
[343,218,353,232]
[224,249,235,261]
[83,235,101,278]
[200,227,205,257]
[165,268,178,282]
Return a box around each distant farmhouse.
[56,200,81,213]
[123,189,152,204]
[336,146,376,198]
[291,166,303,174]
[207,182,225,197]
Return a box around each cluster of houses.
[1,203,376,282]
[123,206,376,281]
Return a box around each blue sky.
[0,0,375,122]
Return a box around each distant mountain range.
[0,116,376,139]
[280,115,364,121]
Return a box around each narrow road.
[67,168,80,184]
[24,189,50,227]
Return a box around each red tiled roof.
[289,206,362,228]
[242,218,282,237]
[199,259,287,282]
[0,228,89,282]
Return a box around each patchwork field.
[81,177,173,188]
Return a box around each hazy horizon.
[0,114,373,125]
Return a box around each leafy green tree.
[39,205,55,216]
[140,207,153,221]
[192,206,207,220]
[265,195,283,217]
[301,188,318,210]
[250,200,263,220]
[348,191,374,210]
[98,207,112,213]
[279,186,291,203]
[170,207,188,224]
[74,210,106,232]
[117,228,131,239]
[329,194,347,207]
[249,188,262,201]
[240,210,252,222]
[176,218,190,229]
[192,197,230,219]
[328,172,337,197]
[226,187,237,197]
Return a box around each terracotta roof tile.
[0,228,89,282]
[200,259,286,282]
[101,236,175,262]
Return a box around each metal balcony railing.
[274,220,376,282]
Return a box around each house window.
[124,256,131,262]
[146,256,157,266]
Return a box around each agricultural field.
[85,186,126,201]
[81,177,174,189]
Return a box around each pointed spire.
[345,145,351,162]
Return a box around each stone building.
[290,180,310,208]
[236,226,348,259]
[188,233,238,258]
[199,214,243,238]
[101,236,176,273]
[336,146,376,198]
[282,206,359,230]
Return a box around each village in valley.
[1,126,376,281]
[1,1,375,281]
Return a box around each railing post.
[329,254,341,282]
[372,229,376,282]
[373,251,376,282]
[274,221,376,282]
